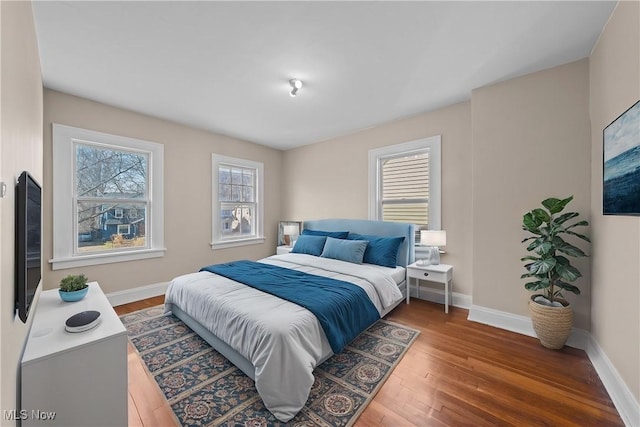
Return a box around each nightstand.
[276,245,293,255]
[406,262,453,313]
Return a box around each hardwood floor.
[115,297,624,426]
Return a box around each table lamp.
[283,224,299,246]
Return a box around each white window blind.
[381,152,429,227]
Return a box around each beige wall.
[471,59,592,329]
[283,102,474,297]
[43,90,283,293]
[0,1,44,422]
[589,1,640,403]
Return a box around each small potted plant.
[521,196,590,349]
[59,274,89,302]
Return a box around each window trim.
[211,154,264,250]
[368,135,441,230]
[51,124,165,270]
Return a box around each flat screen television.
[15,171,42,323]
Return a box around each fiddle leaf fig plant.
[521,196,590,304]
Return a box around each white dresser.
[21,282,127,427]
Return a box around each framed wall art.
[603,100,640,216]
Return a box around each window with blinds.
[368,135,441,233]
[380,152,429,228]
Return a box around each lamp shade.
[283,224,299,235]
[420,230,446,247]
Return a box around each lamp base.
[428,246,440,265]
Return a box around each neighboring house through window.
[211,154,264,249]
[368,136,442,236]
[51,124,165,270]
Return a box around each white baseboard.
[105,281,169,307]
[468,304,639,427]
[410,285,472,309]
[586,335,640,427]
[468,304,537,340]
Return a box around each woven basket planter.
[529,295,573,349]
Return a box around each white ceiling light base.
[289,79,303,97]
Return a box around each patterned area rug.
[121,306,419,427]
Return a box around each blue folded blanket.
[200,260,380,353]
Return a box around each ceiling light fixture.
[289,79,303,97]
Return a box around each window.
[211,154,264,249]
[369,136,441,232]
[51,124,165,270]
[117,224,131,235]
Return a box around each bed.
[164,218,415,422]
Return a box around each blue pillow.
[291,235,327,256]
[347,233,405,268]
[301,229,349,239]
[320,237,369,264]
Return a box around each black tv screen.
[15,171,42,323]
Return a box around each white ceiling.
[32,1,616,150]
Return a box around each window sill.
[210,237,265,250]
[49,248,166,270]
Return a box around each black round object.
[65,310,101,332]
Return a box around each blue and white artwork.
[603,100,640,215]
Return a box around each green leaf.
[535,241,554,255]
[526,239,542,252]
[541,198,562,212]
[553,212,579,225]
[532,208,551,223]
[520,255,539,262]
[539,226,551,237]
[555,280,581,295]
[555,262,582,282]
[556,242,587,257]
[525,280,550,291]
[521,236,538,243]
[565,229,591,243]
[528,257,557,275]
[523,212,543,231]
[542,196,574,214]
[566,220,589,229]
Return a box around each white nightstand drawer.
[409,268,447,283]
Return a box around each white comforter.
[164,253,403,422]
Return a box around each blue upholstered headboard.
[302,219,415,267]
